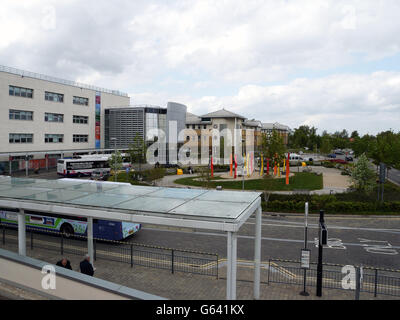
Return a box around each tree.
[261,130,287,163]
[320,135,333,154]
[350,153,376,194]
[370,131,400,168]
[109,151,123,176]
[128,133,147,170]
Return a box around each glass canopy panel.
[33,180,86,190]
[0,178,45,187]
[113,196,187,213]
[0,185,12,191]
[67,193,134,207]
[169,199,251,219]
[65,182,121,193]
[196,190,261,203]
[149,188,208,200]
[0,187,52,199]
[105,185,161,196]
[24,190,90,202]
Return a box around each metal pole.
[171,249,174,274]
[130,244,133,268]
[87,217,94,268]
[316,210,324,297]
[355,267,360,300]
[2,224,5,245]
[374,269,378,297]
[25,154,29,177]
[227,232,232,300]
[254,206,262,300]
[300,202,309,296]
[18,209,26,256]
[231,232,237,300]
[30,230,33,250]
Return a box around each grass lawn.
[174,172,323,191]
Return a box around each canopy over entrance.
[0,176,263,300]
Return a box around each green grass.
[174,172,323,191]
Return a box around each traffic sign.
[300,249,311,269]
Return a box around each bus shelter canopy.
[0,176,261,232]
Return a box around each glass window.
[9,133,33,144]
[9,110,33,121]
[45,92,64,103]
[45,113,63,123]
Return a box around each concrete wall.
[0,248,165,300]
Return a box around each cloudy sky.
[1,0,400,135]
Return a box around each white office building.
[0,65,130,153]
[0,65,130,172]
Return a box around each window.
[45,134,64,143]
[9,133,33,144]
[186,136,190,141]
[45,113,64,123]
[203,125,207,129]
[45,91,64,103]
[192,125,195,129]
[73,96,89,106]
[73,115,89,124]
[9,86,33,98]
[73,135,88,143]
[9,110,33,121]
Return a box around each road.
[388,167,400,186]
[131,214,400,270]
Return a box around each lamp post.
[111,137,117,182]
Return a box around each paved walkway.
[0,242,397,300]
[156,166,351,195]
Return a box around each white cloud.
[0,0,399,135]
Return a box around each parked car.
[345,156,353,162]
[327,154,337,158]
[91,169,110,181]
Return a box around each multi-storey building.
[0,65,129,173]
[184,109,290,165]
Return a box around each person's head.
[61,258,68,266]
[84,254,90,262]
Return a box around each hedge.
[263,200,400,214]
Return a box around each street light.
[111,137,117,182]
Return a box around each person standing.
[80,254,95,276]
[56,257,72,270]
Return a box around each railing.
[0,223,218,278]
[0,65,128,97]
[267,259,400,297]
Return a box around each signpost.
[300,202,310,296]
[378,163,386,203]
[316,210,328,297]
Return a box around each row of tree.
[287,126,400,169]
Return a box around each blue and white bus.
[0,209,141,241]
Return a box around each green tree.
[320,135,333,154]
[109,151,123,176]
[350,153,376,194]
[128,133,147,170]
[370,131,400,168]
[261,130,287,163]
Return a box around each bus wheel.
[60,224,74,238]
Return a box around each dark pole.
[300,202,309,296]
[316,210,325,297]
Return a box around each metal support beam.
[226,231,238,300]
[18,209,26,256]
[227,232,232,300]
[254,206,262,299]
[87,217,94,267]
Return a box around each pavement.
[0,240,397,300]
[155,166,352,195]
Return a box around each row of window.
[187,124,208,130]
[9,134,89,144]
[9,85,89,106]
[9,110,88,124]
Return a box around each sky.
[1,0,400,135]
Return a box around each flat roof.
[0,177,261,232]
[0,65,128,97]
